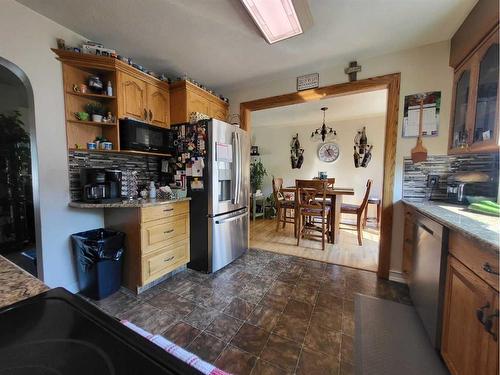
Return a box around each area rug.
[354,294,448,375]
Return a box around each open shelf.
[67,119,117,127]
[69,148,172,158]
[66,91,116,100]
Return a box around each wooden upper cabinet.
[118,71,170,127]
[441,256,499,375]
[450,63,473,150]
[471,39,499,150]
[117,71,148,121]
[187,89,210,116]
[209,101,229,122]
[169,80,229,125]
[449,21,499,154]
[147,85,170,128]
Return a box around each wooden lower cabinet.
[104,200,190,292]
[441,255,499,375]
[141,239,189,285]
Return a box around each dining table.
[282,186,355,244]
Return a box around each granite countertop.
[403,199,499,252]
[0,256,48,309]
[69,197,191,208]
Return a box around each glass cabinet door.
[451,69,471,149]
[473,43,499,143]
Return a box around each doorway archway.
[240,73,401,279]
[0,57,42,278]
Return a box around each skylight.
[241,0,304,44]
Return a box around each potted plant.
[85,102,106,122]
[250,159,267,194]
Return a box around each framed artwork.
[402,91,441,137]
[297,73,319,91]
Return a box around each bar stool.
[363,197,381,228]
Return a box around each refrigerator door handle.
[215,210,247,224]
[232,132,238,204]
[237,132,241,205]
[235,132,241,205]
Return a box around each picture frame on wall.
[402,91,441,137]
[297,73,319,91]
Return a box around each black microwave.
[119,118,175,154]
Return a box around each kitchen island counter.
[0,256,48,309]
[69,197,191,209]
[403,199,499,252]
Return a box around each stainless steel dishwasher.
[409,212,448,350]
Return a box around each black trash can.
[71,228,125,300]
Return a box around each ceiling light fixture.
[311,107,337,142]
[241,0,309,44]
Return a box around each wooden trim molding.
[240,73,401,279]
[52,48,169,89]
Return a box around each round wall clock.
[318,143,340,163]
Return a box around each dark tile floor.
[85,249,410,375]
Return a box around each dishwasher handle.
[417,222,434,236]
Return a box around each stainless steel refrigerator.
[187,119,249,273]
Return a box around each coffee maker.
[80,168,122,203]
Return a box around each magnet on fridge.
[191,178,204,190]
[198,138,205,151]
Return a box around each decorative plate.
[318,143,340,163]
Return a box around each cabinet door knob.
[163,208,174,212]
[484,310,499,341]
[149,109,153,121]
[163,256,175,263]
[483,263,499,275]
[477,302,490,325]
[164,229,174,234]
[144,108,148,120]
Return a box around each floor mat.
[354,294,448,375]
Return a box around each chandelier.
[311,107,337,142]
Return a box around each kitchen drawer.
[449,231,499,291]
[141,201,189,223]
[141,239,189,285]
[141,214,189,254]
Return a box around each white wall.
[0,0,103,291]
[226,41,453,277]
[253,115,386,218]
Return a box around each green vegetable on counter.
[468,201,500,216]
[479,200,500,210]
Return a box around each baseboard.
[388,270,407,284]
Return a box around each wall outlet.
[427,174,440,188]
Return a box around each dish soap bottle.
[149,181,157,199]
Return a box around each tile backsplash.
[68,151,161,201]
[402,153,499,201]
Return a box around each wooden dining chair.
[311,177,335,225]
[312,177,335,188]
[341,179,373,245]
[272,177,296,232]
[296,179,331,250]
